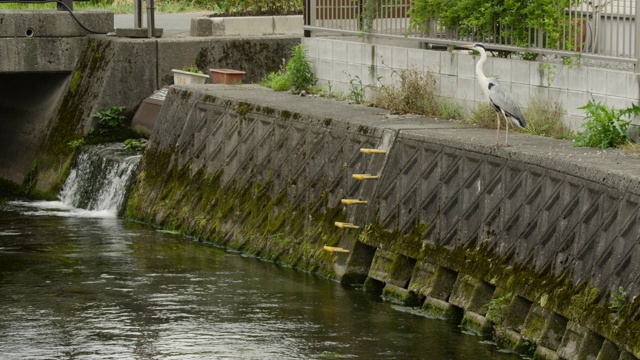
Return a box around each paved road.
[114,12,211,38]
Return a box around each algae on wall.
[27,36,158,198]
[124,87,368,278]
[28,39,113,198]
[124,85,640,359]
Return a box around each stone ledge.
[190,15,303,37]
[0,10,113,37]
[115,27,164,38]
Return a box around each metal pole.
[146,0,155,38]
[304,0,311,37]
[135,0,142,28]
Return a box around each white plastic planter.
[171,69,209,85]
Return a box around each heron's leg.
[495,112,501,147]
[504,113,510,147]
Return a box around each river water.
[0,201,523,360]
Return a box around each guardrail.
[303,0,640,69]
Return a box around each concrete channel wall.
[127,84,640,359]
[0,33,299,194]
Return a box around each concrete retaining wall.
[0,10,113,73]
[0,35,299,193]
[301,37,640,131]
[190,15,303,37]
[127,84,640,359]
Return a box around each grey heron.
[463,44,526,147]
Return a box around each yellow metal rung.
[323,245,350,254]
[352,174,379,181]
[334,221,360,229]
[360,148,387,154]
[341,199,368,205]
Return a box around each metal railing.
[304,0,640,67]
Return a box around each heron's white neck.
[475,47,490,94]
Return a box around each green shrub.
[574,99,640,149]
[408,0,577,50]
[68,139,86,150]
[124,138,148,153]
[286,44,316,91]
[93,106,127,136]
[261,44,315,92]
[485,292,513,323]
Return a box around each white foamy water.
[8,200,117,218]
[10,144,141,218]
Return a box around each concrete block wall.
[302,37,640,131]
[135,85,640,359]
[190,15,303,37]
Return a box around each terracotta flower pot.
[209,69,246,84]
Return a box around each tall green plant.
[286,44,316,92]
[574,99,640,149]
[261,44,315,92]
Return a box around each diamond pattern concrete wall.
[140,86,640,359]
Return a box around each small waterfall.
[58,143,142,216]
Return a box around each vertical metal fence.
[304,0,640,66]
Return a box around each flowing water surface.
[0,202,523,359]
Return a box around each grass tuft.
[370,67,438,115]
[369,67,462,120]
[465,97,572,140]
[521,96,573,140]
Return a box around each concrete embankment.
[5,35,298,197]
[126,84,640,359]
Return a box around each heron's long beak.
[460,44,474,50]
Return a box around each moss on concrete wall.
[124,86,640,359]
[126,146,345,278]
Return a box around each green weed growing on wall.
[261,44,315,93]
[93,106,127,136]
[574,99,640,149]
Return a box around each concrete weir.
[127,84,640,359]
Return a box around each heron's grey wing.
[487,78,526,128]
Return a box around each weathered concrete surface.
[190,15,303,37]
[0,11,113,73]
[0,37,89,72]
[127,84,640,359]
[156,36,299,85]
[115,27,164,38]
[0,73,69,183]
[0,34,298,192]
[0,10,113,37]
